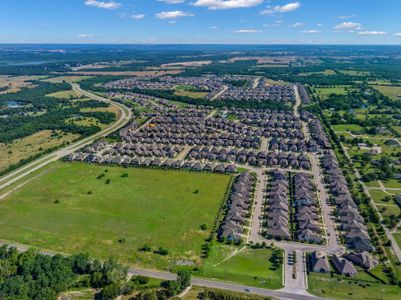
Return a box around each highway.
[0,83,132,193]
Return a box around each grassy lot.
[381,179,401,189]
[0,75,47,94]
[299,70,336,76]
[365,181,381,188]
[308,272,401,300]
[181,286,273,300]
[392,233,401,251]
[173,85,209,99]
[43,76,93,83]
[0,162,231,270]
[314,86,353,99]
[174,89,208,99]
[200,245,283,289]
[339,70,371,76]
[46,90,83,99]
[66,117,103,128]
[369,189,400,217]
[371,85,401,100]
[0,130,78,172]
[332,124,364,132]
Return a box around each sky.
[0,0,401,44]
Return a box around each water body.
[6,101,23,108]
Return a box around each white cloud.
[338,14,356,19]
[234,29,262,33]
[131,14,145,19]
[334,22,361,30]
[211,26,219,30]
[158,0,185,3]
[193,0,263,10]
[156,10,194,19]
[84,0,121,9]
[394,32,401,36]
[289,22,304,28]
[358,31,386,36]
[77,33,94,37]
[303,29,320,34]
[261,2,300,15]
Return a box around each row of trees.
[0,245,128,300]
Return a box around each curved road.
[0,83,132,192]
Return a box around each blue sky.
[0,0,401,44]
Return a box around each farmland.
[0,162,231,270]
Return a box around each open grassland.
[173,85,209,99]
[299,69,336,76]
[66,117,103,128]
[339,70,371,76]
[200,245,283,289]
[174,89,208,99]
[0,162,231,270]
[371,85,401,100]
[308,272,401,300]
[0,75,47,94]
[43,76,94,83]
[46,90,83,99]
[332,124,365,133]
[0,130,78,172]
[314,85,353,99]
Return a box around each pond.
[5,101,24,108]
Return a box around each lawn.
[308,272,401,300]
[381,179,401,189]
[200,245,283,290]
[371,85,401,100]
[173,85,209,99]
[314,86,352,98]
[392,233,401,251]
[332,124,364,133]
[0,162,231,270]
[174,89,208,99]
[0,130,79,172]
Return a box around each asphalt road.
[0,83,132,193]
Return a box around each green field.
[308,272,401,300]
[0,162,231,269]
[393,233,401,251]
[332,124,364,132]
[372,85,401,100]
[314,85,353,99]
[199,245,283,289]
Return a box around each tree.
[101,282,122,300]
[177,270,191,290]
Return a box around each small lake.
[5,101,23,108]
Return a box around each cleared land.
[0,75,47,94]
[200,245,283,289]
[0,162,231,269]
[43,76,93,83]
[46,90,83,99]
[0,130,78,172]
[308,272,401,300]
[372,85,401,100]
